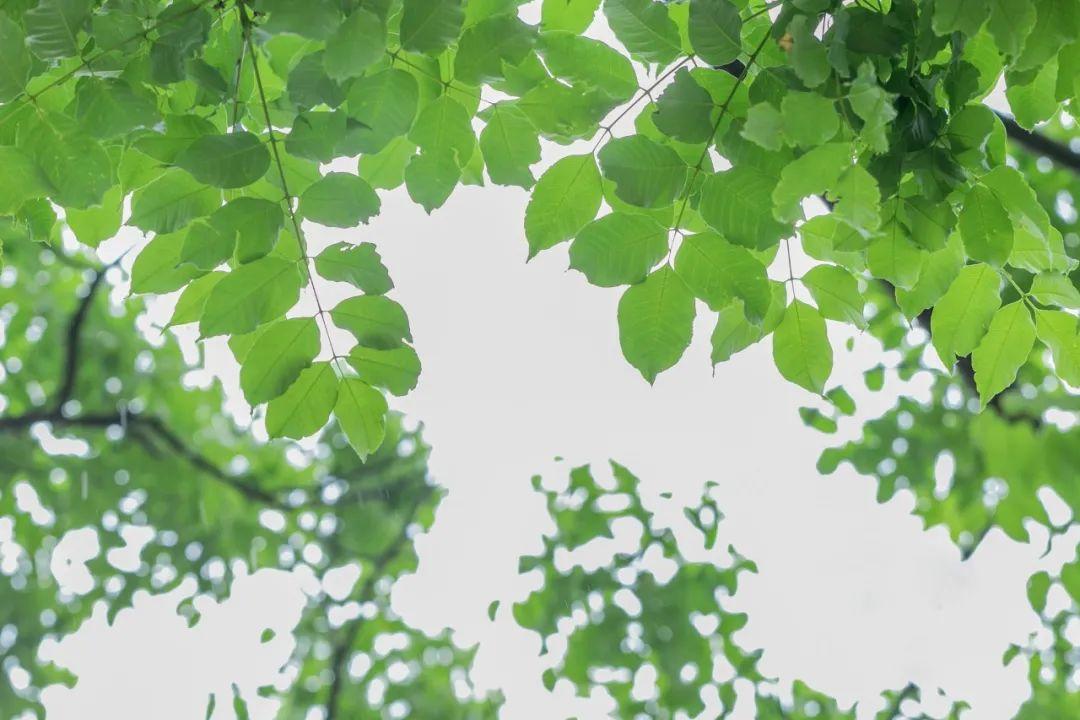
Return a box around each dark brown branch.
[0,408,286,507]
[324,485,434,720]
[52,269,108,414]
[996,112,1080,173]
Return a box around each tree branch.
[324,485,435,720]
[52,269,108,415]
[996,112,1080,173]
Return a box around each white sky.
[27,10,1080,720]
[36,176,1078,720]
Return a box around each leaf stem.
[238,0,344,372]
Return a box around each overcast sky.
[31,8,1080,720]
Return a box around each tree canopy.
[0,0,1079,717]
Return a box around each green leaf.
[401,0,464,55]
[847,62,896,154]
[569,213,668,287]
[130,232,204,295]
[688,0,742,66]
[781,92,839,148]
[772,300,832,395]
[788,15,830,88]
[1029,272,1080,309]
[346,69,420,154]
[409,96,476,164]
[359,137,417,190]
[1034,309,1080,386]
[802,264,866,329]
[830,165,881,237]
[265,361,339,439]
[324,8,385,80]
[895,238,965,319]
[285,111,346,164]
[454,14,536,85]
[168,271,226,327]
[959,184,1013,266]
[971,301,1036,407]
[240,318,321,405]
[652,70,714,144]
[335,377,388,460]
[699,166,791,251]
[347,345,422,396]
[772,142,851,223]
[930,262,1002,367]
[25,0,91,59]
[741,103,784,151]
[598,135,687,209]
[480,103,541,188]
[73,78,159,139]
[541,0,601,33]
[933,0,988,36]
[314,242,393,294]
[866,226,925,290]
[0,147,54,214]
[525,154,603,257]
[540,31,638,103]
[129,168,221,234]
[604,0,681,65]
[617,266,696,383]
[711,300,761,364]
[299,173,381,228]
[404,149,462,213]
[179,219,235,270]
[199,257,304,338]
[176,133,271,189]
[987,0,1036,57]
[674,232,770,319]
[65,186,122,248]
[330,296,412,349]
[0,16,32,102]
[34,130,113,209]
[211,197,285,264]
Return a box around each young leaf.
[239,318,321,405]
[347,345,422,396]
[129,168,220,235]
[801,264,866,329]
[168,272,226,327]
[345,69,420,154]
[314,242,393,294]
[409,96,476,164]
[199,257,304,338]
[772,142,851,223]
[1029,272,1080,309]
[569,213,668,287]
[652,70,714,144]
[299,173,381,228]
[699,167,792,250]
[525,154,603,257]
[673,232,771,320]
[1034,309,1080,386]
[130,232,204,295]
[742,103,785,151]
[971,301,1036,407]
[176,133,271,189]
[404,149,461,213]
[265,361,340,440]
[772,300,832,395]
[335,377,388,460]
[598,135,687,209]
[959,184,1013,266]
[930,263,1002,367]
[781,92,839,148]
[324,8,385,80]
[603,0,681,65]
[330,296,413,349]
[711,301,761,365]
[453,14,536,85]
[541,0,601,33]
[400,0,464,55]
[480,104,541,188]
[618,267,696,383]
[687,0,742,66]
